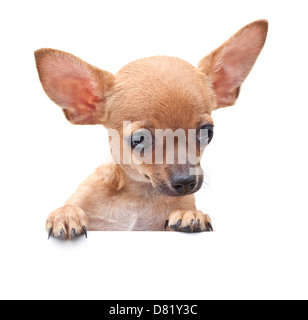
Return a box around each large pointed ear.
[34,49,115,124]
[199,20,268,110]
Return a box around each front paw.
[165,210,213,233]
[46,205,89,240]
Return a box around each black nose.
[170,175,197,194]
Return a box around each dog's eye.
[131,130,152,150]
[198,124,214,146]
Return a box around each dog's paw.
[46,205,89,240]
[164,210,213,233]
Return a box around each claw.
[190,219,196,228]
[196,219,201,228]
[48,228,52,240]
[164,220,169,230]
[207,222,214,232]
[60,229,65,239]
[194,219,202,232]
[82,226,88,239]
[180,219,196,233]
[176,219,182,228]
[71,228,76,240]
[170,219,182,231]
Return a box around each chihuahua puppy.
[35,20,268,239]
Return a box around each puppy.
[35,20,268,239]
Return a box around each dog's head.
[35,20,268,197]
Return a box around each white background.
[0,0,307,300]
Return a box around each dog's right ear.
[34,49,115,125]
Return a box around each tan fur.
[35,20,268,239]
[65,161,196,231]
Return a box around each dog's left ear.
[199,20,268,110]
